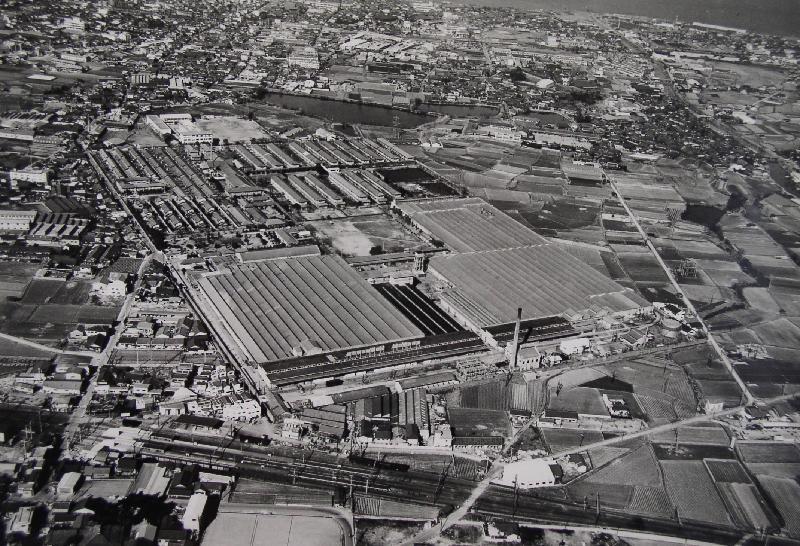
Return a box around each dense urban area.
[1,0,800,544]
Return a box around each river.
[260,92,431,128]
[260,92,504,127]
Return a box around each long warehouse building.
[198,255,424,363]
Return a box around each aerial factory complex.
[1,0,800,545]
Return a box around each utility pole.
[349,474,354,509]
[595,493,600,522]
[513,475,519,516]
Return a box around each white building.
[181,490,207,537]
[221,399,261,421]
[10,169,49,185]
[171,120,213,144]
[9,506,34,535]
[477,125,526,143]
[146,115,172,136]
[559,337,591,355]
[158,113,193,124]
[0,209,37,232]
[57,472,82,496]
[281,417,304,440]
[497,459,556,489]
[60,17,85,33]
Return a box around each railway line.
[139,432,477,509]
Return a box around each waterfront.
[456,0,800,37]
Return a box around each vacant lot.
[21,279,93,305]
[311,216,425,256]
[447,407,509,438]
[0,262,38,300]
[541,428,603,453]
[195,117,267,142]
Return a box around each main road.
[62,253,156,457]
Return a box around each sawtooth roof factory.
[198,254,485,386]
[396,198,648,330]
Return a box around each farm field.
[650,424,729,446]
[757,476,800,537]
[547,387,607,417]
[581,444,662,488]
[716,482,773,531]
[626,485,674,518]
[745,463,800,479]
[738,442,800,464]
[660,460,732,526]
[0,337,54,358]
[0,301,120,347]
[566,480,633,510]
[705,459,751,483]
[587,446,629,468]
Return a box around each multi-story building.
[0,210,37,232]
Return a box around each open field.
[0,262,38,300]
[204,510,346,546]
[716,482,773,531]
[447,408,509,438]
[661,460,731,526]
[541,428,604,453]
[566,481,633,509]
[194,117,267,142]
[311,216,425,256]
[21,279,94,305]
[0,337,54,358]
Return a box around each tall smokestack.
[512,307,522,368]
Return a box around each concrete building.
[10,169,49,185]
[0,209,37,232]
[9,506,34,535]
[171,120,213,144]
[146,115,172,136]
[181,490,208,537]
[57,472,82,496]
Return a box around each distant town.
[0,0,799,545]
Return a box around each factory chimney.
[511,307,522,368]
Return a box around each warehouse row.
[232,137,412,173]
